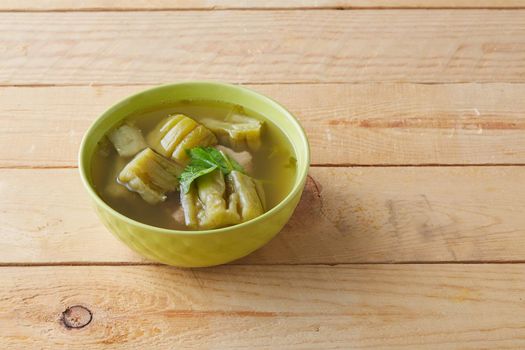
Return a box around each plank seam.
[2,7,525,13]
[3,81,525,87]
[3,261,525,267]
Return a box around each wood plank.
[2,83,525,167]
[1,166,524,264]
[2,0,524,11]
[2,11,525,85]
[2,264,525,349]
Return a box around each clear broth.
[91,100,297,230]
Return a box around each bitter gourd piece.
[147,114,217,164]
[118,148,183,204]
[201,111,262,151]
[108,124,147,157]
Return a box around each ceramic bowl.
[79,81,310,267]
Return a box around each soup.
[91,100,297,230]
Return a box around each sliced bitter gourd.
[172,125,218,164]
[147,114,217,165]
[180,169,265,229]
[180,170,241,229]
[118,148,183,204]
[227,170,265,221]
[108,124,147,157]
[180,184,200,228]
[200,109,263,151]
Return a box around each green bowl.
[79,81,310,267]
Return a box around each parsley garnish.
[179,147,244,193]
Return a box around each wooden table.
[2,1,525,348]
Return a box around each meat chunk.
[215,145,254,174]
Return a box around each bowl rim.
[78,81,310,236]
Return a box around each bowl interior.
[79,81,310,234]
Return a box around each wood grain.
[2,83,525,167]
[1,166,524,264]
[2,0,524,11]
[1,2,524,348]
[2,11,525,85]
[2,264,525,349]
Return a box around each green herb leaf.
[179,164,218,194]
[179,147,245,193]
[187,147,229,173]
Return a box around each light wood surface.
[1,2,525,349]
[2,10,525,85]
[3,0,525,10]
[2,83,525,167]
[3,264,525,349]
[2,166,524,264]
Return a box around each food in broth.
[91,101,296,230]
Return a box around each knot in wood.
[61,305,92,329]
